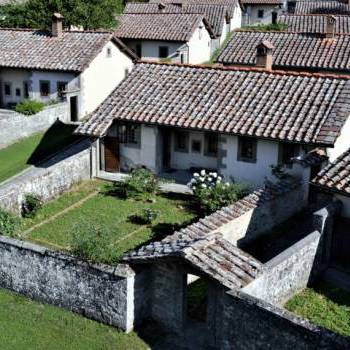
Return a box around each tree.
[0,0,123,30]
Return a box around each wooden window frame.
[204,133,218,157]
[40,80,50,97]
[237,136,257,163]
[174,130,189,153]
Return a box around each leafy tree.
[0,0,123,30]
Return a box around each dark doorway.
[162,129,171,169]
[70,96,78,122]
[104,137,120,172]
[272,11,277,25]
[186,277,208,323]
[332,217,350,272]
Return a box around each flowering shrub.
[188,170,249,214]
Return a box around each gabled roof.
[149,0,240,17]
[216,31,350,72]
[240,0,282,5]
[294,0,350,15]
[312,148,350,196]
[0,29,135,72]
[76,62,350,146]
[115,13,214,41]
[279,14,350,34]
[124,3,229,37]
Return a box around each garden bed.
[285,281,350,337]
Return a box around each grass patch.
[19,180,198,262]
[285,281,350,337]
[206,31,233,64]
[0,288,148,350]
[0,121,80,183]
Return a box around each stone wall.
[0,139,92,214]
[219,291,350,350]
[242,203,339,305]
[0,103,70,148]
[0,235,135,332]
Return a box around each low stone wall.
[219,290,350,350]
[0,139,92,214]
[0,235,135,332]
[0,103,70,148]
[242,203,339,305]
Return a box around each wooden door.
[104,137,120,172]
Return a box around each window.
[57,81,68,98]
[204,133,218,157]
[23,82,29,98]
[118,124,140,145]
[258,10,264,18]
[40,81,50,97]
[159,46,169,59]
[199,25,203,40]
[135,44,142,58]
[124,68,129,78]
[4,83,11,96]
[15,88,21,97]
[106,47,112,58]
[279,143,300,166]
[192,140,201,153]
[238,137,257,163]
[174,131,189,152]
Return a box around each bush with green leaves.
[188,170,249,214]
[15,99,45,115]
[241,23,288,32]
[130,208,159,225]
[22,194,43,218]
[0,208,19,237]
[70,223,118,264]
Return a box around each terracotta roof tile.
[115,13,212,41]
[313,148,350,195]
[217,31,350,72]
[0,29,115,72]
[294,0,350,15]
[76,62,350,146]
[241,0,282,4]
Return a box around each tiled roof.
[294,1,350,15]
[76,62,350,146]
[216,31,350,72]
[279,14,350,34]
[124,178,300,289]
[0,29,131,72]
[115,13,213,41]
[124,3,228,37]
[312,148,350,195]
[149,0,240,17]
[241,0,282,5]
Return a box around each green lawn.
[0,288,148,350]
[0,122,80,184]
[285,282,350,337]
[19,180,198,261]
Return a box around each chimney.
[158,3,166,11]
[52,13,64,37]
[256,41,275,70]
[326,15,336,38]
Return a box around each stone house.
[115,13,214,64]
[0,14,137,121]
[76,62,350,188]
[124,2,241,53]
[240,0,283,26]
[216,25,350,74]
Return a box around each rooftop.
[294,1,350,15]
[124,3,229,37]
[115,13,214,41]
[279,14,350,34]
[240,0,282,4]
[217,31,350,72]
[0,29,132,72]
[312,148,350,196]
[76,62,350,146]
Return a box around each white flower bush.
[188,169,249,214]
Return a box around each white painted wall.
[80,41,134,117]
[328,115,350,162]
[243,5,281,26]
[219,18,229,45]
[187,21,212,64]
[335,194,350,218]
[230,6,242,30]
[170,130,218,170]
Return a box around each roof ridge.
[137,60,350,80]
[0,27,112,35]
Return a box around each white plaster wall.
[170,130,218,170]
[80,41,134,117]
[327,115,350,162]
[335,194,350,218]
[219,19,229,45]
[221,136,279,187]
[187,21,212,64]
[230,6,242,30]
[0,69,31,106]
[243,5,281,26]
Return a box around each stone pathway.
[20,191,98,238]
